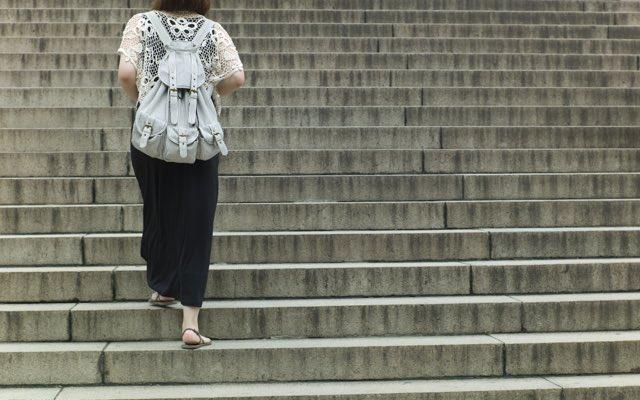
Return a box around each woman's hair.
[152,0,211,15]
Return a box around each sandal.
[149,291,177,307]
[181,327,212,349]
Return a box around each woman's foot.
[149,291,176,306]
[181,327,212,349]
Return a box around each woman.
[117,0,245,349]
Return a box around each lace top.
[117,10,244,107]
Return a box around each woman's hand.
[117,56,139,104]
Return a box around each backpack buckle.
[178,130,188,158]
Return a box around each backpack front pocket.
[131,111,167,158]
[164,125,200,163]
[198,120,228,159]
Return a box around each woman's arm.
[215,70,245,97]
[118,57,139,103]
[116,14,143,105]
[212,21,245,98]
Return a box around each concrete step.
[3,149,640,177]
[0,335,503,385]
[5,331,640,384]
[0,9,366,23]
[7,69,640,89]
[3,22,395,38]
[0,174,463,205]
[0,229,490,265]
[448,199,640,228]
[1,52,635,71]
[364,10,636,24]
[2,126,639,153]
[378,38,640,55]
[0,261,471,302]
[0,0,627,11]
[469,258,640,294]
[423,149,640,173]
[2,227,640,266]
[0,106,407,128]
[4,106,640,128]
[2,87,425,107]
[6,375,640,400]
[4,258,640,302]
[4,198,640,234]
[0,377,564,400]
[5,173,640,206]
[0,149,428,177]
[0,201,447,233]
[11,87,640,108]
[404,106,640,126]
[0,126,440,153]
[2,22,625,39]
[463,173,640,200]
[1,9,635,25]
[441,126,640,149]
[1,295,524,341]
[2,37,381,54]
[9,37,640,55]
[9,292,640,341]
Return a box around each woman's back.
[118,9,243,104]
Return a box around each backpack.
[130,10,229,164]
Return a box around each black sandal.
[149,291,177,307]
[181,328,212,349]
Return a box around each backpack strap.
[188,19,213,124]
[145,11,173,47]
[192,19,214,48]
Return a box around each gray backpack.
[131,10,229,163]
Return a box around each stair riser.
[0,263,469,302]
[5,297,640,341]
[7,70,640,89]
[5,260,640,303]
[0,175,462,205]
[3,200,640,233]
[503,341,640,375]
[11,88,640,107]
[0,342,502,385]
[5,23,625,39]
[0,127,440,152]
[4,107,640,128]
[3,229,640,266]
[1,10,636,24]
[9,38,640,55]
[0,151,430,177]
[447,201,640,228]
[0,231,488,266]
[442,127,640,149]
[80,231,489,265]
[5,149,640,177]
[4,0,640,12]
[464,174,640,200]
[7,174,640,205]
[2,53,635,71]
[64,302,520,341]
[0,202,446,233]
[4,127,640,153]
[0,0,617,11]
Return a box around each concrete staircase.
[2,0,640,398]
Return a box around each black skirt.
[129,140,220,308]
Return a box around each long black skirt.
[129,140,220,307]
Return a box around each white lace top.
[117,10,244,107]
